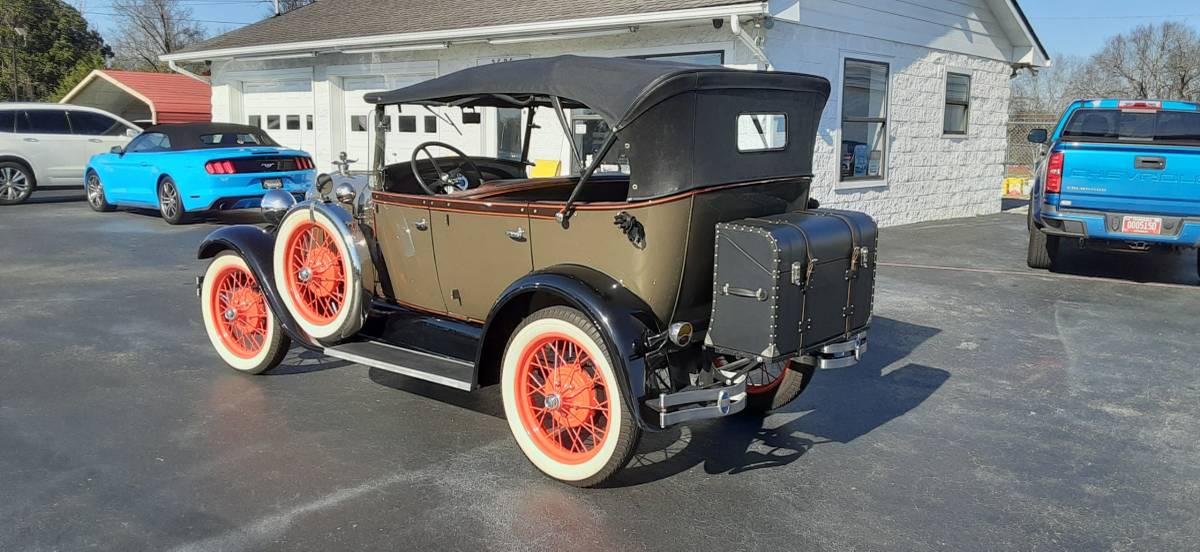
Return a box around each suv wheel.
[0,162,35,205]
[158,177,189,224]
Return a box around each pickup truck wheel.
[1026,226,1059,270]
[501,306,641,487]
[200,252,290,374]
[717,357,815,414]
[86,171,115,212]
[0,162,34,205]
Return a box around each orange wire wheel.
[514,332,611,465]
[200,252,290,374]
[210,264,269,359]
[501,306,641,487]
[283,220,347,326]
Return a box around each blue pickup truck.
[1026,99,1200,278]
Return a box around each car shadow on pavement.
[1047,246,1199,286]
[121,207,265,226]
[266,347,352,375]
[606,316,948,488]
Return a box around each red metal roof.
[102,70,211,124]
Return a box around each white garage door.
[243,79,315,154]
[342,75,479,168]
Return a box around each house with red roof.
[59,70,211,127]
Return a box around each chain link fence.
[1006,119,1056,178]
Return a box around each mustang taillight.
[205,160,237,174]
[296,157,314,170]
[1045,151,1064,194]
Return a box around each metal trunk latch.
[790,260,817,286]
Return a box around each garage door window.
[266,116,280,130]
[397,115,417,133]
[424,116,438,133]
[841,59,889,182]
[249,115,261,128]
[351,116,368,132]
[306,115,313,130]
[286,115,301,130]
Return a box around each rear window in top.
[200,133,271,146]
[1062,109,1200,145]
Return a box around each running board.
[322,340,476,391]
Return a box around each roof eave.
[160,2,767,62]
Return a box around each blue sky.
[73,0,1200,60]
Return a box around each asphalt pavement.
[1,191,1198,551]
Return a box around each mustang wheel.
[273,207,358,341]
[86,171,115,212]
[501,306,640,487]
[718,356,816,414]
[158,177,189,225]
[0,162,34,206]
[201,252,290,374]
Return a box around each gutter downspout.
[731,15,771,70]
[168,60,210,84]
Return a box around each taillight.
[1045,151,1064,193]
[204,160,237,174]
[297,157,314,170]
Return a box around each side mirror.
[125,128,140,138]
[1027,128,1048,144]
[110,146,124,155]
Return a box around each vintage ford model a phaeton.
[197,56,877,486]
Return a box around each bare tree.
[1071,22,1200,101]
[110,0,207,72]
[1011,55,1085,116]
[259,0,315,15]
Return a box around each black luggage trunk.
[706,209,878,361]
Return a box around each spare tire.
[273,205,364,341]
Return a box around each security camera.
[712,18,724,29]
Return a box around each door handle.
[1135,156,1166,170]
[23,138,38,143]
[413,218,429,231]
[505,227,527,242]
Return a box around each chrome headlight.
[260,190,296,225]
[334,182,356,205]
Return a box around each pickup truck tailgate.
[1060,143,1200,216]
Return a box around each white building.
[163,0,1048,226]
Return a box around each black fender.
[478,265,662,428]
[197,225,320,350]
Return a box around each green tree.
[0,0,111,102]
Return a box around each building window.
[266,115,280,130]
[397,115,417,133]
[306,115,313,130]
[350,115,368,132]
[286,115,301,130]
[424,115,438,133]
[248,115,261,128]
[840,59,889,182]
[944,72,971,135]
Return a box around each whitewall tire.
[201,252,290,374]
[272,207,359,341]
[501,306,641,487]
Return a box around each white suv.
[0,103,140,205]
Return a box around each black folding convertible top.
[141,122,280,151]
[366,55,832,200]
[365,55,829,131]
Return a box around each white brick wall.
[769,23,1012,226]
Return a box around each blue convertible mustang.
[85,123,315,224]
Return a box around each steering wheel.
[410,141,485,195]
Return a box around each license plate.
[262,178,283,190]
[1121,216,1162,235]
